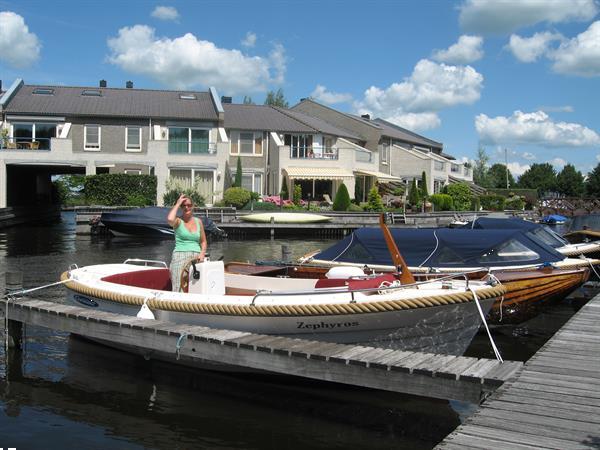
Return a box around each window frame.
[84,124,101,151]
[125,126,142,152]
[168,127,211,154]
[241,172,263,195]
[231,131,263,156]
[124,169,142,175]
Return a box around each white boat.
[62,259,506,357]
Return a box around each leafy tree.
[517,163,557,197]
[333,183,351,211]
[234,156,242,188]
[420,171,429,200]
[473,147,490,187]
[365,186,384,211]
[556,164,585,197]
[407,179,420,207]
[293,184,302,205]
[223,187,251,208]
[280,175,289,200]
[445,182,472,211]
[264,88,289,107]
[585,163,600,197]
[243,96,254,104]
[488,163,515,189]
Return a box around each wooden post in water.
[281,244,291,263]
[4,271,23,350]
[270,216,275,238]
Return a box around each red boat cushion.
[315,273,398,291]
[102,268,172,291]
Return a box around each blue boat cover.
[314,227,565,268]
[541,214,568,224]
[462,217,568,248]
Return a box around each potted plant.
[0,128,8,149]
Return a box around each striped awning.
[284,167,354,180]
[354,169,402,182]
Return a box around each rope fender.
[61,271,506,317]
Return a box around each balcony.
[289,146,339,160]
[1,137,51,151]
[168,140,217,155]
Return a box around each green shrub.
[347,203,363,212]
[126,193,149,207]
[407,179,421,207]
[480,194,506,211]
[445,183,472,211]
[293,184,302,206]
[333,183,351,211]
[471,196,481,211]
[420,171,429,199]
[430,193,454,211]
[280,176,289,200]
[163,189,206,207]
[365,186,384,211]
[234,156,242,188]
[505,196,525,210]
[85,174,156,206]
[223,187,251,208]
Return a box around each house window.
[126,126,142,151]
[451,164,460,173]
[240,132,254,154]
[168,169,214,202]
[84,125,101,150]
[285,134,313,158]
[11,122,57,150]
[381,140,389,163]
[241,173,263,194]
[434,160,445,171]
[124,169,142,175]
[231,131,263,156]
[168,127,210,154]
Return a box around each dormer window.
[179,94,196,100]
[82,89,102,97]
[33,88,54,95]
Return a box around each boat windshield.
[528,227,568,248]
[478,239,539,263]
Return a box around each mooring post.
[270,216,275,238]
[281,244,291,263]
[4,271,23,350]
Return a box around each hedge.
[480,194,506,211]
[84,174,156,206]
[430,193,454,211]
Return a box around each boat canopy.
[314,227,566,268]
[462,217,568,248]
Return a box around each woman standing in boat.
[167,194,207,291]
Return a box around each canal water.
[0,212,583,449]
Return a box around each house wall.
[69,117,150,154]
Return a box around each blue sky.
[1,0,600,177]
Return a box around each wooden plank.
[509,379,600,399]
[329,346,375,363]
[481,361,523,386]
[437,357,481,380]
[505,387,600,407]
[460,359,501,383]
[412,354,457,376]
[391,352,438,373]
[368,349,415,368]
[305,342,350,360]
[521,368,600,386]
[493,393,600,415]
[486,399,600,423]
[474,407,599,433]
[442,432,559,450]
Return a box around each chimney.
[220,96,232,104]
[99,79,107,88]
[126,81,133,89]
[300,97,306,102]
[361,114,370,120]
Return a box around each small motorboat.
[100,206,226,238]
[540,214,567,225]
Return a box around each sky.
[1,0,600,178]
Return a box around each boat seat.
[102,268,172,291]
[315,273,398,291]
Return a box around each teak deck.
[436,293,600,449]
[0,298,522,404]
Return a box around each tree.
[556,164,584,197]
[264,88,289,107]
[407,179,420,207]
[243,96,254,104]
[473,147,490,187]
[293,184,302,206]
[280,175,289,200]
[420,171,429,200]
[365,186,384,211]
[333,182,351,211]
[517,163,557,197]
[445,182,472,211]
[234,156,242,188]
[585,163,600,197]
[488,163,515,189]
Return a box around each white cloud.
[507,162,531,176]
[538,105,574,113]
[310,85,352,104]
[0,11,41,68]
[507,32,563,62]
[432,35,484,64]
[522,152,536,160]
[458,0,598,34]
[475,110,600,147]
[550,21,600,77]
[355,59,483,131]
[151,6,179,21]
[382,113,441,131]
[596,154,600,162]
[550,157,567,168]
[241,32,256,48]
[107,25,286,94]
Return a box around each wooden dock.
[0,298,522,404]
[436,293,600,449]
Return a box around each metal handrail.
[124,258,168,268]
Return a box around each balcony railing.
[290,146,339,160]
[1,138,51,150]
[168,140,217,155]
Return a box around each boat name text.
[296,321,359,330]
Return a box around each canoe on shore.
[240,212,332,224]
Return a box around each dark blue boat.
[540,214,567,225]
[100,207,226,238]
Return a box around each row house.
[292,99,473,195]
[0,79,391,207]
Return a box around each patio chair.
[30,141,40,150]
[322,194,333,206]
[6,141,17,149]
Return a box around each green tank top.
[174,217,201,252]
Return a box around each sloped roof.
[275,107,361,140]
[373,118,443,150]
[4,84,219,120]
[223,104,312,133]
